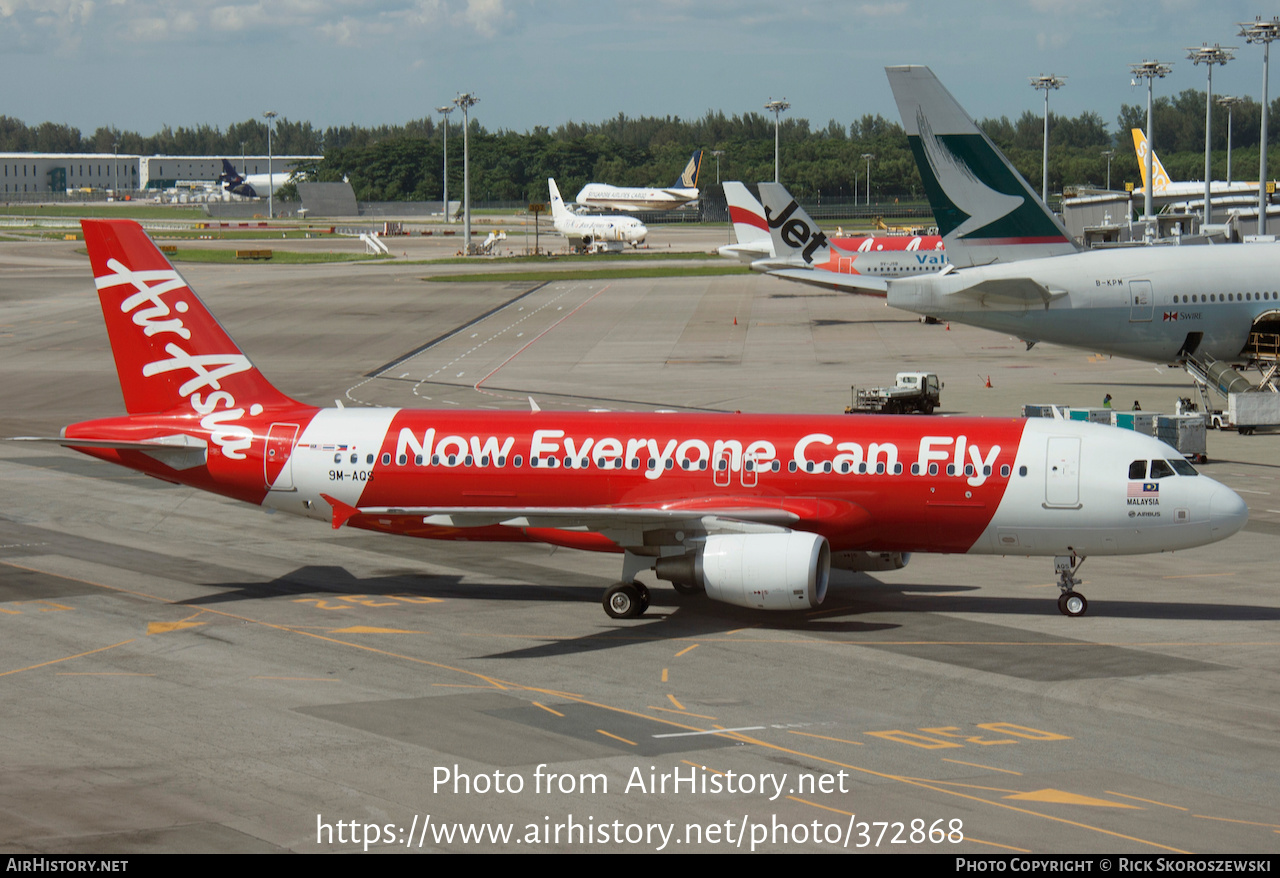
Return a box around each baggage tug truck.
[845,372,942,415]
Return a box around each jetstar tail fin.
[886,65,1078,266]
[757,182,835,268]
[81,219,298,415]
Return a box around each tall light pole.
[436,105,453,223]
[453,92,479,253]
[710,149,724,184]
[1239,16,1280,234]
[764,98,790,183]
[1218,95,1243,183]
[1130,61,1172,221]
[1030,74,1066,204]
[1187,43,1234,225]
[862,153,875,206]
[1101,148,1116,189]
[263,110,277,219]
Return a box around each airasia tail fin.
[82,219,298,415]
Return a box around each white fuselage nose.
[978,419,1248,557]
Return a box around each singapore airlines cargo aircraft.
[549,178,647,250]
[575,150,703,212]
[17,220,1247,618]
[759,66,1280,367]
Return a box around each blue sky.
[2,1,1277,137]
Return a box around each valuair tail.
[674,149,703,190]
[81,219,299,416]
[1130,128,1171,195]
[886,65,1078,267]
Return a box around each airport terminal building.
[0,153,319,195]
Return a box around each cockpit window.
[1168,458,1198,476]
[1128,460,1146,480]
[1149,459,1175,479]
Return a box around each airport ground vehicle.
[846,373,942,415]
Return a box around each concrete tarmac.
[1,231,1277,854]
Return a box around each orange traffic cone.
[985,375,993,389]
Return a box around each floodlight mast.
[437,105,453,224]
[454,93,479,252]
[1217,95,1243,183]
[1030,74,1066,204]
[1187,44,1234,225]
[764,98,790,183]
[1129,61,1172,222]
[1239,16,1280,234]
[263,111,277,219]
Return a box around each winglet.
[321,493,360,529]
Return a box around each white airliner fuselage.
[575,184,698,212]
[890,241,1280,363]
[549,178,647,248]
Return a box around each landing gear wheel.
[603,582,644,619]
[1057,591,1088,617]
[635,582,650,612]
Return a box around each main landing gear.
[603,581,650,619]
[1054,553,1088,617]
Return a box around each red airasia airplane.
[29,220,1248,619]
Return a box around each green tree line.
[3,93,1280,201]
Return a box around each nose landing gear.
[1054,553,1088,617]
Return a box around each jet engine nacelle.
[655,531,830,610]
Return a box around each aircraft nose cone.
[1210,485,1249,539]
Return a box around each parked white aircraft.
[1130,129,1259,209]
[756,65,1280,367]
[755,182,948,286]
[218,159,288,198]
[549,178,647,250]
[575,150,703,212]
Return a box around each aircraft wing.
[323,495,871,547]
[766,268,889,296]
[948,277,1067,309]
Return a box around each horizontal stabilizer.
[10,433,208,469]
[767,268,888,296]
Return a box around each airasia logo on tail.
[97,258,261,459]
